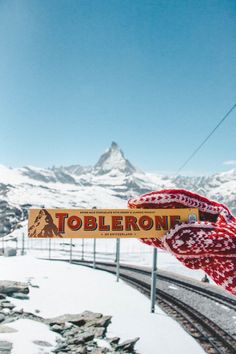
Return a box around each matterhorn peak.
[111,141,119,149]
[94,142,137,175]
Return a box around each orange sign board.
[28,208,199,239]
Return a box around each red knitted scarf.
[128,189,236,296]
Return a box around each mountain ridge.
[0,142,235,236]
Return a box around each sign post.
[116,238,120,282]
[151,248,158,313]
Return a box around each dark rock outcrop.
[0,281,29,295]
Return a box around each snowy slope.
[0,142,235,236]
[0,255,205,354]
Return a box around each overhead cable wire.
[177,103,236,174]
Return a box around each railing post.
[16,237,18,255]
[93,239,96,269]
[1,236,4,254]
[92,206,97,268]
[21,232,25,256]
[116,239,120,282]
[69,238,73,263]
[49,238,51,260]
[82,239,84,260]
[151,248,158,313]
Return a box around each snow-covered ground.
[0,319,58,354]
[0,255,205,354]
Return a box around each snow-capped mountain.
[0,142,235,236]
[94,141,137,175]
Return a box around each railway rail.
[81,260,236,312]
[65,259,236,354]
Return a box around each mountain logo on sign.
[28,209,63,238]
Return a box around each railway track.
[68,259,236,354]
[70,259,236,312]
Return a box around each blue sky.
[0,0,235,175]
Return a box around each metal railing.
[2,234,157,312]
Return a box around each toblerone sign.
[28,208,199,239]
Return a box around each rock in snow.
[0,340,12,354]
[0,304,139,354]
[0,281,29,296]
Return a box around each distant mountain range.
[0,141,235,236]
